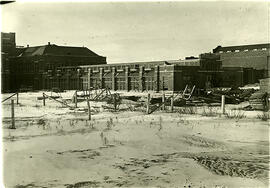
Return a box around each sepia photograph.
[1,0,269,187]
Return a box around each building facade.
[2,32,268,93]
[7,43,107,92]
[1,32,16,92]
[45,53,243,92]
[213,43,270,82]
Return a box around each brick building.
[1,32,16,54]
[1,32,16,92]
[2,32,268,93]
[38,43,270,92]
[7,42,106,92]
[213,43,270,83]
[47,53,227,92]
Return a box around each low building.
[46,53,232,92]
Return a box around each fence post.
[170,96,174,113]
[146,93,150,114]
[74,90,78,108]
[16,93,19,104]
[162,92,165,111]
[113,94,117,111]
[87,99,91,120]
[10,99,15,129]
[43,93,46,106]
[221,95,225,114]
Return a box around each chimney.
[48,42,50,45]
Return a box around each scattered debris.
[249,92,269,111]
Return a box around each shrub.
[257,112,270,121]
[201,106,218,117]
[69,120,75,127]
[37,119,47,130]
[103,137,109,145]
[37,119,46,125]
[225,110,246,119]
[105,117,114,130]
[158,116,163,131]
[84,120,94,129]
[178,106,197,115]
[126,104,136,111]
[89,122,94,129]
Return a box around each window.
[235,50,240,52]
[183,75,191,81]
[34,63,38,72]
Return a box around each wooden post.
[146,93,150,114]
[10,99,15,129]
[74,90,78,108]
[43,93,46,106]
[170,96,174,113]
[221,95,225,114]
[113,94,117,111]
[162,92,165,111]
[16,93,19,104]
[87,99,91,120]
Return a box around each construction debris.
[249,92,269,111]
[197,87,257,104]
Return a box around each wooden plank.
[43,93,73,108]
[2,93,17,103]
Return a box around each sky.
[1,1,269,63]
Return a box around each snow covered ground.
[1,91,269,188]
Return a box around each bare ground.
[2,92,269,188]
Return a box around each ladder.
[182,85,196,100]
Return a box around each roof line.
[215,43,270,49]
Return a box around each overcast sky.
[1,1,269,63]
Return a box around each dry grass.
[225,110,246,119]
[177,106,197,115]
[201,106,219,117]
[100,131,109,146]
[105,117,114,130]
[158,116,163,131]
[257,112,270,121]
[37,118,48,130]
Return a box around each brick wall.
[218,49,269,70]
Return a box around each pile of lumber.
[198,87,256,104]
[249,92,269,111]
